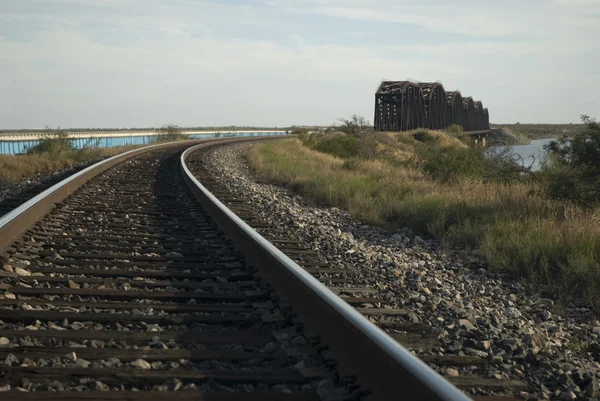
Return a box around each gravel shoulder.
[198,142,600,401]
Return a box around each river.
[489,138,557,171]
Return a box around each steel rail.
[0,136,472,400]
[0,137,268,254]
[181,142,472,401]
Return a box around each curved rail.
[181,142,472,401]
[0,137,264,254]
[0,136,472,400]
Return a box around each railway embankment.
[245,129,600,311]
[0,138,473,400]
[195,140,600,400]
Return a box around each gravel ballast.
[196,141,600,401]
[0,160,105,217]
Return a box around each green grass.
[249,137,600,311]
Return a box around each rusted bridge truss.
[374,81,490,132]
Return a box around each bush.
[313,135,360,159]
[153,124,189,142]
[297,114,376,160]
[307,132,391,161]
[298,131,318,148]
[416,143,485,182]
[27,130,75,155]
[445,124,464,137]
[413,130,435,143]
[541,116,600,207]
[307,125,528,184]
[336,114,372,136]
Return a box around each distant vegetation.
[1,121,276,184]
[152,124,190,142]
[249,115,600,311]
[2,122,581,140]
[492,123,585,140]
[0,125,293,135]
[26,130,77,155]
[0,129,136,184]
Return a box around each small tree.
[153,124,188,142]
[27,127,75,154]
[336,114,372,136]
[542,115,600,207]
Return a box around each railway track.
[185,141,533,401]
[0,165,94,218]
[0,138,470,400]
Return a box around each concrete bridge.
[465,129,506,147]
[0,130,288,154]
[0,130,287,141]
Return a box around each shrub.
[313,135,360,159]
[416,143,485,182]
[298,131,318,148]
[27,129,75,155]
[153,124,189,142]
[413,130,435,143]
[307,132,391,161]
[336,114,372,136]
[445,124,464,137]
[542,116,600,207]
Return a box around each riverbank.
[492,124,584,141]
[248,135,600,312]
[482,127,530,146]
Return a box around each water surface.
[489,138,557,171]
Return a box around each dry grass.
[0,146,137,183]
[249,138,600,309]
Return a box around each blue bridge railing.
[0,132,287,155]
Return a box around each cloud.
[1,29,466,127]
[0,0,598,128]
[282,0,599,45]
[312,6,528,37]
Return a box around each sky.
[1,0,599,129]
